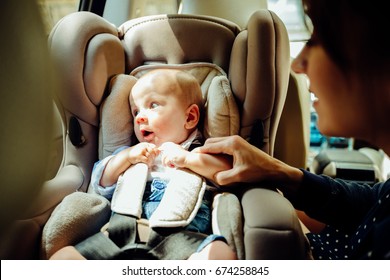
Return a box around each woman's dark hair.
[302,0,390,78]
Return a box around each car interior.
[2,0,389,260]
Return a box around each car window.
[37,0,79,35]
[268,0,310,42]
[103,0,179,27]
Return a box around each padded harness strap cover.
[149,168,206,228]
[111,163,206,229]
[111,163,148,218]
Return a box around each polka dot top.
[307,191,390,259]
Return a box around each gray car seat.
[41,10,309,259]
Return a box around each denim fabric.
[185,203,211,233]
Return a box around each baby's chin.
[141,135,186,147]
[141,138,163,148]
[153,139,179,148]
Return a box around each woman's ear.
[185,104,200,130]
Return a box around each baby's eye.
[150,102,159,109]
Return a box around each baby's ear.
[185,104,200,130]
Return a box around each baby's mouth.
[141,129,154,140]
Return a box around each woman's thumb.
[214,169,237,186]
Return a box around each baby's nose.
[136,113,147,124]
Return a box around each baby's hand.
[159,142,189,168]
[127,142,159,166]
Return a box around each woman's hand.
[160,141,233,183]
[194,135,303,186]
[193,136,268,185]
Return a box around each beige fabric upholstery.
[212,193,245,260]
[242,188,311,259]
[99,74,137,159]
[46,10,309,259]
[274,70,311,169]
[41,192,110,259]
[48,12,125,195]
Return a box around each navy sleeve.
[285,169,384,231]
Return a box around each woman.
[195,0,390,259]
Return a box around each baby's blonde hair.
[140,69,203,109]
[173,70,203,109]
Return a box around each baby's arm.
[100,142,158,187]
[184,152,232,183]
[160,142,232,183]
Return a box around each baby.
[51,69,236,260]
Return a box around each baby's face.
[130,74,190,147]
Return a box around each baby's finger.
[161,154,176,168]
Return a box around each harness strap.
[75,213,138,259]
[148,229,206,260]
[75,212,206,259]
[75,232,122,259]
[107,213,137,247]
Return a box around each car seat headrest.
[118,14,240,72]
[99,63,239,159]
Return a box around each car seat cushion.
[203,74,240,139]
[212,192,245,259]
[99,74,137,159]
[99,63,240,159]
[40,192,111,259]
